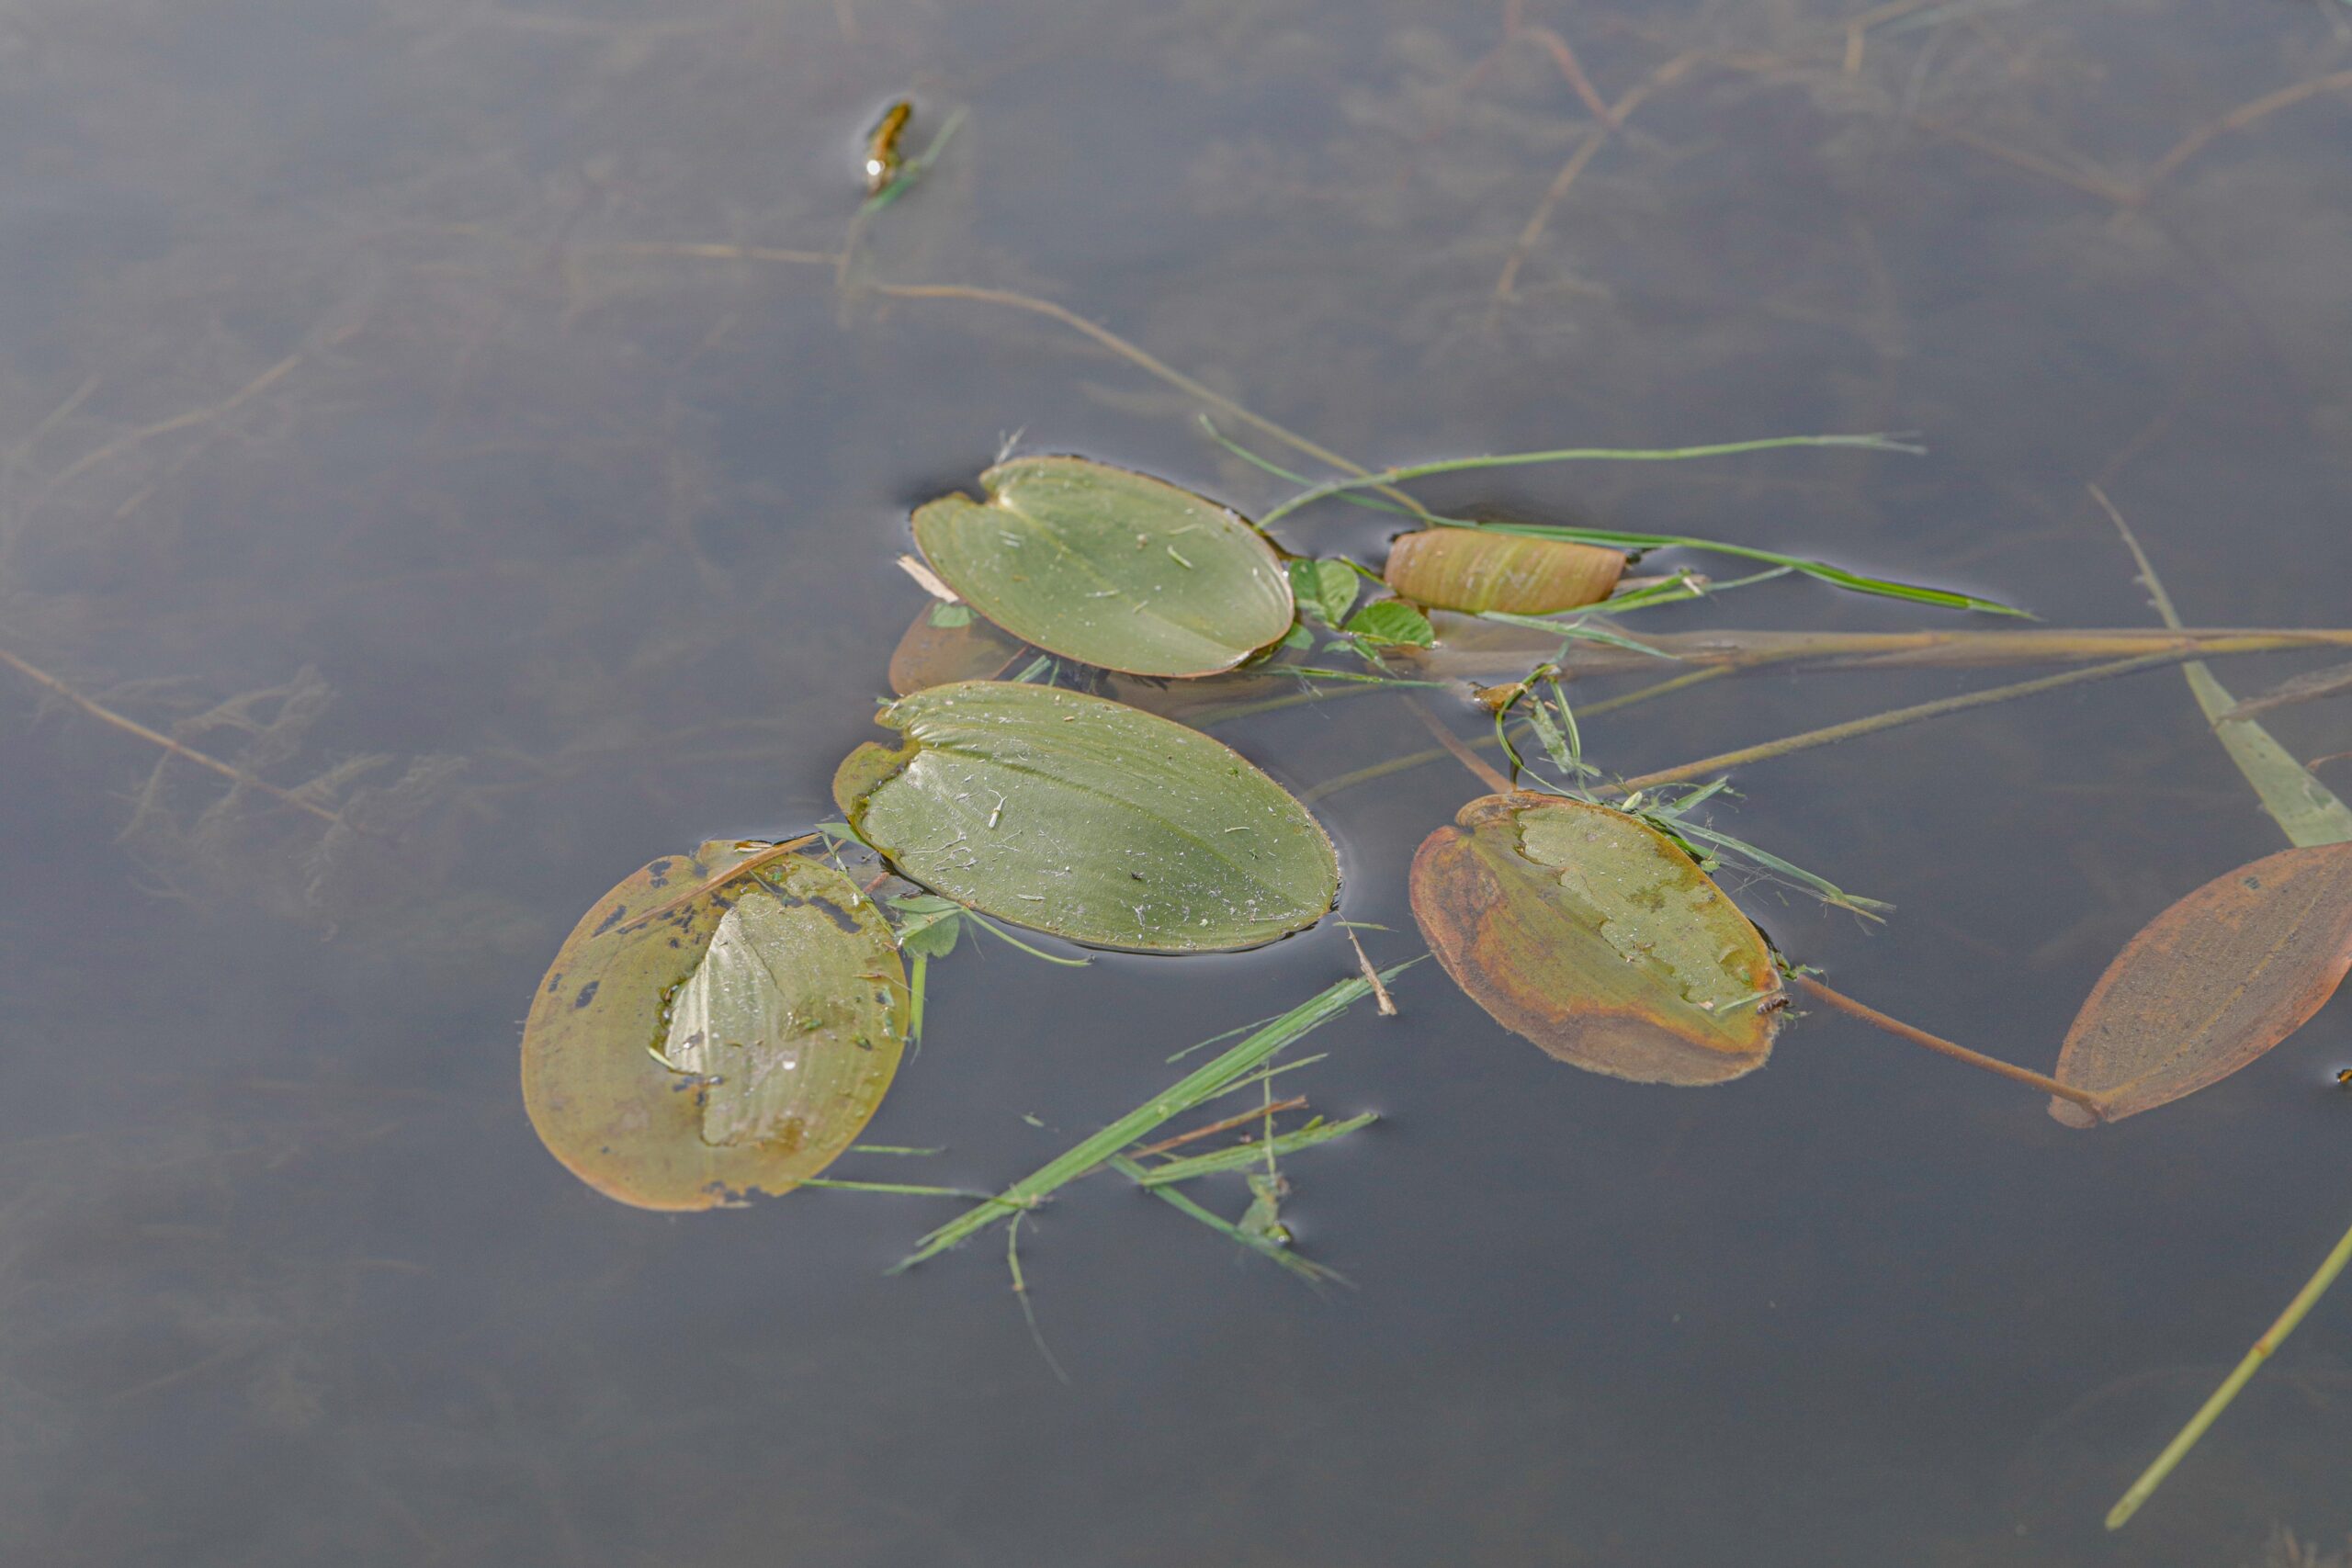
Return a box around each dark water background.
[5,2,2352,1562]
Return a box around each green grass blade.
[2108,1209,2352,1529]
[1108,1154,1342,1285]
[2097,486,2352,848]
[1655,814,1893,919]
[892,968,1403,1270]
[965,910,1094,966]
[1254,434,1926,529]
[1474,522,2025,617]
[1204,420,2012,617]
[1475,611,1681,659]
[1133,1112,1379,1186]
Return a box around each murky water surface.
[6,2,2352,1562]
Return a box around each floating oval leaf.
[910,456,1293,677]
[1385,528,1624,615]
[1410,793,1784,1084]
[521,844,907,1210]
[833,680,1339,953]
[888,602,1023,694]
[2049,841,2352,1127]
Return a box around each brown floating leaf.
[888,604,1023,694]
[2050,841,2352,1126]
[1384,528,1625,615]
[1410,792,1784,1084]
[521,843,908,1208]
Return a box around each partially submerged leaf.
[1410,793,1784,1084]
[2050,841,2352,1126]
[1385,528,1624,615]
[833,680,1339,953]
[910,456,1293,677]
[888,602,1023,694]
[521,844,908,1209]
[1287,558,1362,627]
[1342,599,1435,649]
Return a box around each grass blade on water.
[892,966,1409,1271]
[1131,1112,1379,1186]
[2094,485,2352,848]
[2107,1210,2352,1529]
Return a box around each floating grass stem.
[2094,485,2352,848]
[1108,1155,1344,1286]
[1252,434,1927,531]
[1132,1113,1378,1186]
[892,967,1409,1270]
[2105,1209,2352,1529]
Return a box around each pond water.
[6,2,2352,1562]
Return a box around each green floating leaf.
[1342,600,1435,649]
[1410,793,1785,1085]
[1384,528,1624,615]
[910,456,1294,677]
[833,681,1340,953]
[521,844,908,1210]
[1287,557,1362,627]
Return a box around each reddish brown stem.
[1131,1098,1310,1159]
[1792,974,2104,1119]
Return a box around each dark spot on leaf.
[572,980,600,1010]
[593,904,628,936]
[648,859,673,887]
[808,894,863,934]
[545,971,564,994]
[2245,875,2264,890]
